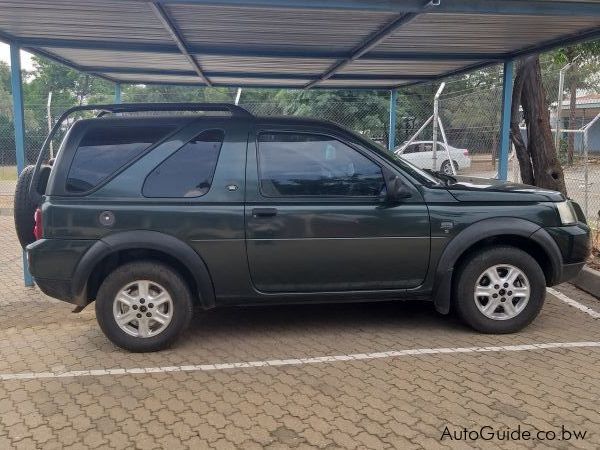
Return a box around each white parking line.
[1,341,600,382]
[547,287,600,319]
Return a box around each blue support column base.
[10,42,34,287]
[498,60,514,181]
[22,253,33,286]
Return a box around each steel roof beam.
[391,25,600,89]
[149,2,212,86]
[508,25,600,59]
[27,48,119,83]
[140,0,600,16]
[304,0,438,89]
[86,66,436,81]
[0,29,119,83]
[4,37,506,61]
[113,78,409,90]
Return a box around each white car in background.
[394,141,471,175]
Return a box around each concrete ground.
[1,216,600,449]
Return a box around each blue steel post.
[114,82,122,103]
[388,89,398,151]
[10,42,34,286]
[498,59,514,180]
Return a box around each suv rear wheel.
[454,246,545,333]
[95,261,193,352]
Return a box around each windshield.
[393,154,441,184]
[359,136,441,185]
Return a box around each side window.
[143,129,224,198]
[258,132,385,197]
[66,125,175,193]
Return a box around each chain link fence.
[506,57,600,221]
[436,83,503,176]
[1,58,599,219]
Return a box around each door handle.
[252,207,278,218]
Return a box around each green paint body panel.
[26,114,590,310]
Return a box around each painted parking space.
[1,216,600,448]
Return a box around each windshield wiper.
[424,169,457,184]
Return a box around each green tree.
[0,62,15,165]
[0,62,12,116]
[272,89,389,142]
[122,84,235,103]
[26,56,113,106]
[0,61,10,92]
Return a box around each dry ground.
[0,215,600,448]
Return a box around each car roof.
[78,113,339,127]
[406,141,449,145]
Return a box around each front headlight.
[556,201,577,225]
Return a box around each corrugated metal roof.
[167,4,396,51]
[0,0,598,89]
[103,73,212,84]
[378,13,599,53]
[319,79,419,88]
[340,59,480,76]
[0,0,171,43]
[41,48,193,71]
[195,56,335,74]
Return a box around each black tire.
[95,261,194,352]
[453,246,546,334]
[440,160,458,175]
[13,165,38,249]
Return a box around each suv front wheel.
[95,261,193,352]
[454,246,546,333]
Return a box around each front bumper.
[544,223,591,284]
[558,262,586,284]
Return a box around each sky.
[0,42,35,71]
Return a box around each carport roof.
[0,0,599,89]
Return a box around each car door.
[245,127,430,293]
[135,119,250,301]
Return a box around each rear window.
[143,129,224,198]
[66,125,175,193]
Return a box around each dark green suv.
[16,103,590,352]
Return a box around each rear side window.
[143,129,224,198]
[66,125,174,193]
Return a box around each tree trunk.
[510,59,535,185]
[519,57,567,195]
[510,57,567,195]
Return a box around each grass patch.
[0,166,17,181]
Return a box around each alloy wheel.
[113,280,173,338]
[473,264,530,320]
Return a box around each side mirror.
[387,176,412,202]
[381,167,412,204]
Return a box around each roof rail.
[28,102,252,201]
[94,102,253,117]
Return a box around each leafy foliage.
[0,44,598,168]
